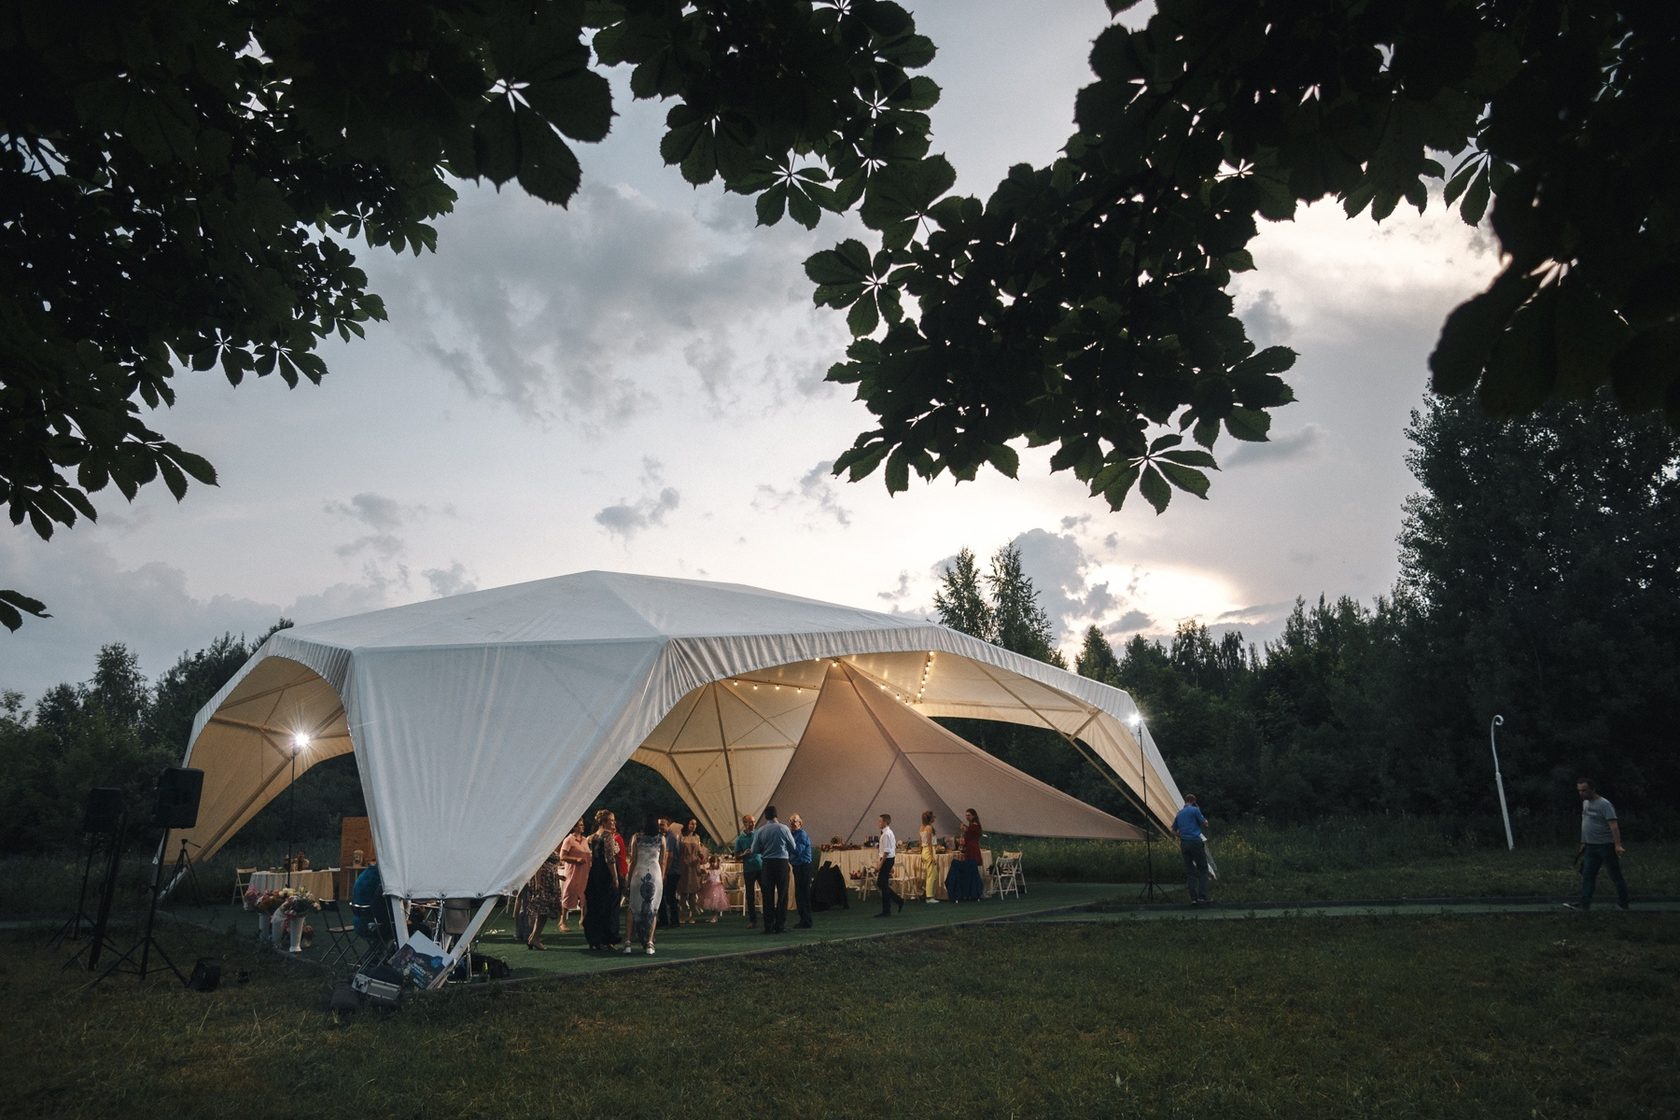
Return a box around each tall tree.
[1075,624,1122,687]
[932,547,993,642]
[1398,389,1680,808]
[986,543,1065,667]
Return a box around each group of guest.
[521,802,986,950]
[523,809,733,954]
[732,805,816,934]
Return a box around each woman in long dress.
[956,806,985,902]
[624,820,667,955]
[582,809,622,950]
[919,809,940,903]
[557,818,590,933]
[679,824,708,923]
[523,847,563,950]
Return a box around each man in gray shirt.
[1565,777,1629,911]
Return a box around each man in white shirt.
[874,813,903,917]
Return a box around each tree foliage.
[1069,389,1680,832]
[822,0,1680,513]
[1,0,943,624]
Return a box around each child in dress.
[697,854,728,923]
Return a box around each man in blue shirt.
[788,812,815,929]
[1565,777,1629,911]
[750,805,796,934]
[733,814,763,927]
[1172,795,1212,906]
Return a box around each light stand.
[1132,713,1166,901]
[1489,714,1514,850]
[286,734,308,886]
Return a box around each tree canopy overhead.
[821,0,1680,516]
[6,0,1677,629]
[1,0,941,627]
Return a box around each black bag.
[812,862,849,911]
[472,953,511,980]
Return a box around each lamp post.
[288,734,309,885]
[1489,715,1514,850]
[1130,711,1163,900]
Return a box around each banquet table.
[815,847,992,900]
[248,868,337,900]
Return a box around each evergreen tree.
[933,548,993,642]
[1075,625,1122,687]
[986,543,1065,668]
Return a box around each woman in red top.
[954,807,985,902]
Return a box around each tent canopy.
[179,571,1179,900]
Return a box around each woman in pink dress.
[557,818,590,933]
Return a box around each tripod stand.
[95,832,186,986]
[166,837,206,906]
[56,812,129,970]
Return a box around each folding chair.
[318,899,359,968]
[232,867,256,905]
[349,903,396,969]
[992,851,1023,899]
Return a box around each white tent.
[177,571,1180,910]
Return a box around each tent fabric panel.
[344,638,665,898]
[766,664,946,844]
[179,658,354,862]
[848,667,1143,841]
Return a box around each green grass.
[7,909,1676,1119]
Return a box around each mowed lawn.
[7,910,1675,1120]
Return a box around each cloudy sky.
[2,2,1498,703]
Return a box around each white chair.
[232,866,256,905]
[992,851,1023,899]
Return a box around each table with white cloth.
[248,868,337,899]
[815,848,992,900]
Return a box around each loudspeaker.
[82,787,125,834]
[152,767,204,830]
[186,956,221,991]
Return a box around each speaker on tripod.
[98,767,205,985]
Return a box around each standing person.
[660,818,684,929]
[557,818,590,934]
[919,810,940,904]
[751,805,796,934]
[733,813,763,928]
[789,812,815,929]
[953,807,985,903]
[625,818,667,955]
[583,810,622,950]
[1566,778,1630,911]
[522,844,564,950]
[1172,795,1212,906]
[679,823,708,924]
[875,813,903,917]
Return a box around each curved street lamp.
[1489,715,1514,851]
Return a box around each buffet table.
[248,868,337,899]
[816,847,992,900]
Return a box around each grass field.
[6,908,1676,1119]
[7,825,1676,1119]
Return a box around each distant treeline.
[938,391,1680,841]
[2,391,1675,853]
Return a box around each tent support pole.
[711,685,743,828]
[425,897,499,990]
